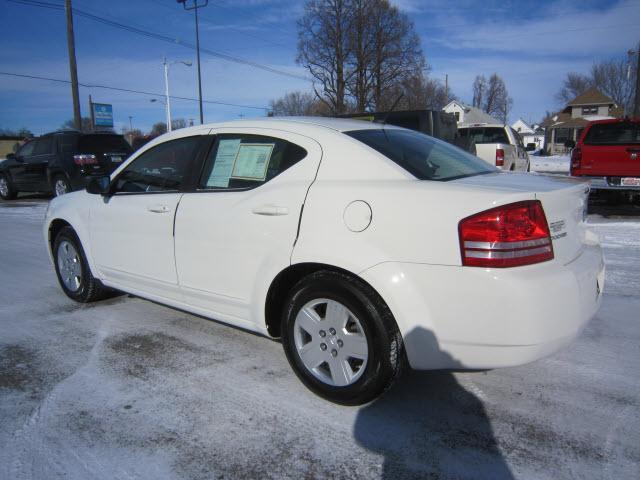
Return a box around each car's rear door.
[174,128,322,328]
[89,135,206,300]
[581,121,640,177]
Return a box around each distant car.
[571,118,640,198]
[458,124,530,171]
[44,117,603,404]
[0,130,132,200]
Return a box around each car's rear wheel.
[281,270,405,405]
[0,173,17,200]
[53,175,71,197]
[53,226,110,303]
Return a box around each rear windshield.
[346,129,496,181]
[79,134,132,152]
[584,122,640,145]
[60,134,132,153]
[458,127,510,144]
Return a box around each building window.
[554,128,570,143]
[581,106,598,115]
[454,112,460,121]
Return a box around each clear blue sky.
[1,0,639,135]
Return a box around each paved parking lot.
[1,197,639,480]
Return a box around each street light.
[162,57,193,132]
[177,0,208,124]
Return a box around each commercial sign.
[92,103,113,127]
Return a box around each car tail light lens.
[571,147,581,172]
[495,148,504,167]
[73,154,97,166]
[459,200,554,268]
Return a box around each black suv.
[0,130,132,200]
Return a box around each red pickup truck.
[571,118,640,198]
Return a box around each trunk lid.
[455,172,590,264]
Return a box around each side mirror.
[86,176,111,196]
[5,153,16,160]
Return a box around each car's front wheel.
[53,226,110,303]
[0,173,17,200]
[282,271,405,405]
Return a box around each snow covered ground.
[0,199,639,480]
[529,154,570,174]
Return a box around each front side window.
[16,141,35,158]
[346,128,496,181]
[584,122,640,145]
[199,134,307,190]
[113,136,202,193]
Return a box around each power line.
[0,71,270,110]
[5,0,310,82]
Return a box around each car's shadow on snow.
[353,327,514,480]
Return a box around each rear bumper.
[360,243,604,370]
[578,175,640,192]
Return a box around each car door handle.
[251,205,289,216]
[147,205,170,213]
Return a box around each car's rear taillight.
[459,200,554,268]
[495,148,504,167]
[571,147,581,172]
[73,154,97,166]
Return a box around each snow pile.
[530,155,570,174]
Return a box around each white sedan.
[44,117,604,405]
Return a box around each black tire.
[52,174,71,197]
[281,270,405,405]
[53,226,110,303]
[0,173,17,200]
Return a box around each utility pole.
[633,41,640,117]
[65,0,81,130]
[178,0,208,125]
[163,57,172,132]
[445,74,448,103]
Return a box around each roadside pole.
[163,57,172,132]
[178,0,208,125]
[634,41,640,117]
[65,0,82,130]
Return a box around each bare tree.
[387,73,452,110]
[297,0,425,113]
[171,118,188,130]
[369,1,425,110]
[61,117,92,131]
[297,0,354,114]
[591,57,636,114]
[555,72,591,105]
[150,122,167,136]
[484,74,512,123]
[472,75,487,109]
[270,91,322,116]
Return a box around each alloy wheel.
[293,298,369,387]
[57,240,82,292]
[0,177,9,197]
[55,179,69,196]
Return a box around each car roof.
[457,124,507,129]
[192,116,403,133]
[586,117,640,126]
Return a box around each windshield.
[346,128,496,181]
[459,127,510,144]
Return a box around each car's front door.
[8,141,35,189]
[90,135,206,299]
[174,129,322,328]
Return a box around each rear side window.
[584,123,640,145]
[33,137,54,155]
[199,134,307,190]
[79,134,132,153]
[346,129,496,181]
[458,127,510,144]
